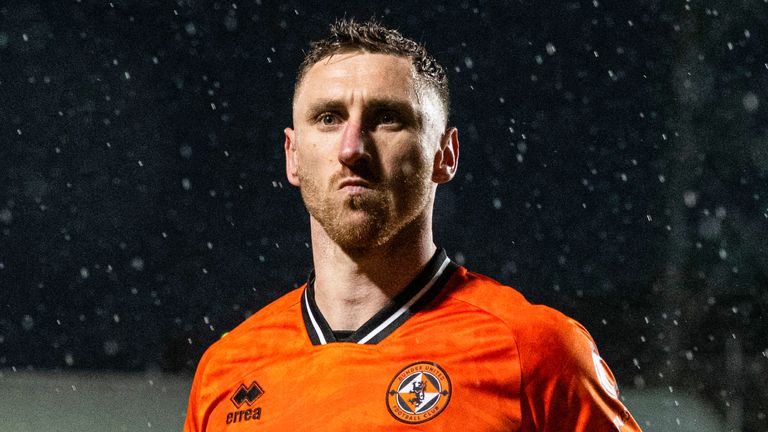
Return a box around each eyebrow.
[305,99,346,122]
[305,97,423,128]
[368,99,421,126]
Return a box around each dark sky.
[1,0,767,428]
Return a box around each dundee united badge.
[386,361,451,424]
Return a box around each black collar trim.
[301,249,458,345]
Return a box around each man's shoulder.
[235,286,304,330]
[448,267,598,370]
[447,267,587,344]
[443,271,638,430]
[202,286,305,358]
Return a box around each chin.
[306,192,422,251]
[326,217,389,250]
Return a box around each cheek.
[297,143,335,176]
[389,145,432,180]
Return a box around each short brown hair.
[294,19,450,119]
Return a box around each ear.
[284,127,301,186]
[432,127,460,184]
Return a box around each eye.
[377,111,400,126]
[319,113,338,125]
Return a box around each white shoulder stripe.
[357,256,451,344]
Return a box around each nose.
[338,118,369,167]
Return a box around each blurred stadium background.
[1,0,766,430]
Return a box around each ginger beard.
[297,149,434,252]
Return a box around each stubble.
[298,157,433,252]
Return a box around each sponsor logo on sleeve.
[386,361,451,424]
[592,350,619,399]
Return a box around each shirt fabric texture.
[185,250,642,431]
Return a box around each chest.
[203,332,522,431]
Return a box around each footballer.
[184,19,642,431]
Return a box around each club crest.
[386,361,451,424]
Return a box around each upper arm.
[518,310,642,431]
[184,348,215,432]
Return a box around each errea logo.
[231,381,264,407]
[226,381,264,425]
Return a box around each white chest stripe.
[357,256,451,344]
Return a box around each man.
[185,19,641,431]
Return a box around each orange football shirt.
[185,250,641,431]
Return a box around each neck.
[309,212,436,331]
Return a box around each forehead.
[294,52,417,107]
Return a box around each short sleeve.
[184,347,215,432]
[517,308,642,431]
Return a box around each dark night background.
[1,0,767,430]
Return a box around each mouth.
[338,178,374,194]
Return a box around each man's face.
[285,52,449,251]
